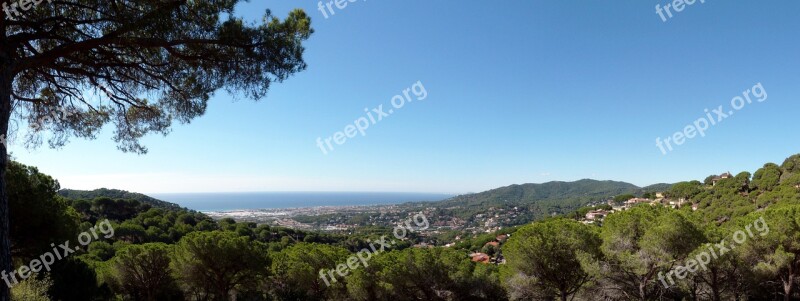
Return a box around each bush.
[11,276,52,301]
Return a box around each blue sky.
[10,1,800,194]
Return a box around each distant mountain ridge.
[432,179,672,217]
[59,188,183,210]
[443,179,671,203]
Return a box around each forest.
[2,154,800,300]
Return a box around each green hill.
[641,183,673,193]
[58,188,182,210]
[431,179,671,220]
[439,179,644,207]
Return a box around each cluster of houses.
[465,206,525,234]
[581,209,610,224]
[468,234,508,264]
[581,192,698,224]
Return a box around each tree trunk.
[639,280,647,301]
[0,64,14,301]
[711,269,721,301]
[785,256,797,301]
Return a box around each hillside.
[16,156,800,300]
[430,179,671,221]
[437,179,665,207]
[641,183,673,193]
[58,188,183,210]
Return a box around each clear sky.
[9,1,800,194]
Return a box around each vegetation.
[105,243,182,300]
[59,189,182,211]
[7,162,80,259]
[435,180,640,220]
[596,205,703,300]
[346,247,505,301]
[6,154,800,300]
[9,276,51,301]
[503,218,601,300]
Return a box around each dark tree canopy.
[6,161,79,259]
[3,0,312,153]
[504,218,602,301]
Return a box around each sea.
[149,192,454,212]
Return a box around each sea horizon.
[150,191,455,212]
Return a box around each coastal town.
[201,172,740,269]
[203,186,708,232]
